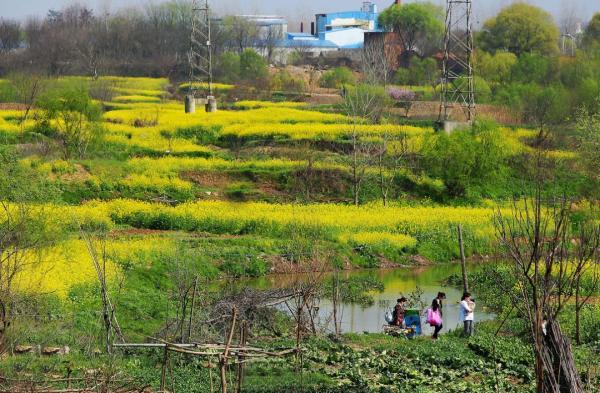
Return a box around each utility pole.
[457,224,469,293]
[439,0,475,125]
[186,0,217,113]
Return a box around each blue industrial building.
[283,2,380,50]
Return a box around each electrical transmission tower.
[439,0,475,123]
[186,0,216,113]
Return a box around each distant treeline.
[0,2,278,79]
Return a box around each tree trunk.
[537,319,584,393]
[575,280,581,345]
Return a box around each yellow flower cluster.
[341,232,418,251]
[113,95,162,104]
[0,110,33,135]
[179,82,235,92]
[232,100,308,109]
[69,199,497,246]
[113,87,165,98]
[101,76,168,91]
[126,156,344,175]
[500,128,577,159]
[121,174,194,193]
[19,236,177,296]
[221,123,431,140]
[104,123,214,155]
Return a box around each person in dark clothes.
[431,292,446,339]
[393,297,408,326]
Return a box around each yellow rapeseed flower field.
[113,95,162,104]
[67,199,497,245]
[231,100,308,109]
[221,123,431,140]
[179,82,235,92]
[341,232,418,251]
[19,236,178,296]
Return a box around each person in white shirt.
[460,292,475,337]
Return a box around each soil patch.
[394,101,521,124]
[61,164,90,182]
[181,171,232,188]
[0,103,27,110]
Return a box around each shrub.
[510,53,557,85]
[393,57,438,87]
[474,76,492,102]
[422,121,509,198]
[240,49,268,81]
[215,52,241,84]
[36,86,104,159]
[319,67,356,88]
[387,87,416,117]
[271,70,306,93]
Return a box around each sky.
[1,0,599,28]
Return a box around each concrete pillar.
[205,96,217,113]
[184,95,196,114]
[443,121,471,134]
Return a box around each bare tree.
[7,73,45,134]
[0,203,45,353]
[342,85,389,205]
[290,40,314,66]
[223,16,259,54]
[0,151,54,353]
[80,230,123,354]
[0,19,21,53]
[494,190,596,393]
[559,0,581,36]
[572,211,600,345]
[377,133,409,206]
[258,24,283,64]
[361,34,394,86]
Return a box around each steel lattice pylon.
[188,0,213,100]
[439,0,475,122]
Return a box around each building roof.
[280,38,338,49]
[228,15,287,26]
[287,32,316,39]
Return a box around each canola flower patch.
[66,199,498,253]
[179,82,235,92]
[104,122,214,156]
[103,105,349,129]
[340,232,418,252]
[221,123,431,141]
[100,102,432,145]
[120,174,194,194]
[231,100,308,109]
[101,76,168,92]
[19,236,178,296]
[113,95,162,104]
[126,156,345,176]
[112,87,165,98]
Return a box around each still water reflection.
[241,263,495,334]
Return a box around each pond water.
[242,263,495,334]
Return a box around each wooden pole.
[457,224,469,293]
[160,345,169,392]
[220,307,237,393]
[187,276,199,343]
[209,356,215,393]
[236,321,247,393]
